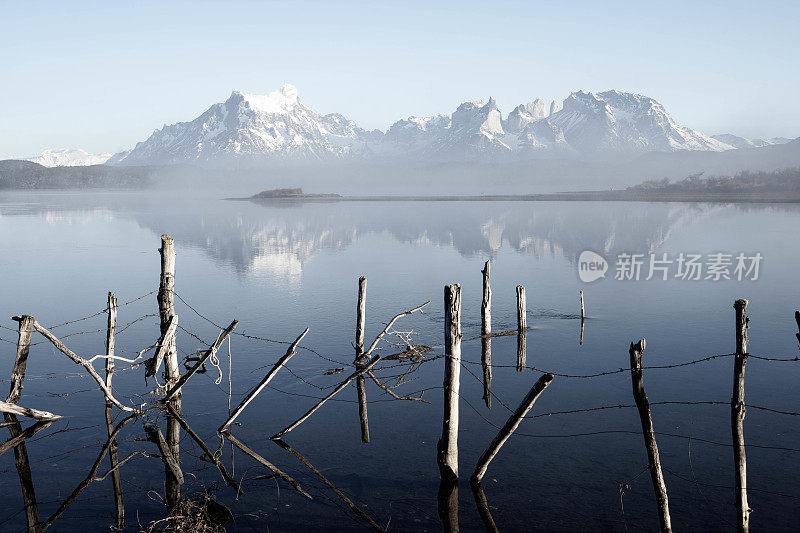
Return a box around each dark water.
[1,190,799,532]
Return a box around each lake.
[1,190,799,531]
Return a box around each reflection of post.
[104,292,124,529]
[355,276,369,443]
[158,235,181,512]
[437,284,461,481]
[437,479,458,533]
[629,339,672,533]
[481,336,492,408]
[732,299,751,533]
[516,331,526,372]
[481,261,491,336]
[273,439,382,531]
[580,318,585,346]
[470,480,498,533]
[7,315,41,533]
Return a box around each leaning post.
[629,339,672,533]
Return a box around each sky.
[1,0,798,157]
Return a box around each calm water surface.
[0,190,799,531]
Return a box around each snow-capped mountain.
[26,148,112,167]
[112,84,380,165]
[711,134,792,149]
[108,84,770,165]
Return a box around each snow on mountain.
[539,91,732,156]
[112,84,379,165]
[711,134,792,149]
[108,84,763,165]
[25,148,112,167]
[505,99,548,134]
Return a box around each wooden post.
[629,339,672,533]
[481,261,491,336]
[516,285,527,332]
[437,284,461,480]
[355,276,369,443]
[580,290,585,320]
[158,235,181,513]
[6,316,41,533]
[516,330,526,372]
[104,292,124,529]
[8,315,35,404]
[481,336,492,408]
[471,373,554,483]
[733,299,751,532]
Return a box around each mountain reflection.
[4,191,791,281]
[133,200,726,278]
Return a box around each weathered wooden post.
[481,261,491,336]
[516,285,527,331]
[7,315,41,533]
[437,284,461,481]
[104,292,124,529]
[158,235,181,512]
[794,310,799,344]
[732,299,751,533]
[629,339,672,533]
[355,276,370,443]
[580,290,585,320]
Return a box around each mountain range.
[93,84,792,166]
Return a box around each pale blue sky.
[1,0,798,156]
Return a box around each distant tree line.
[0,160,153,189]
[628,167,800,193]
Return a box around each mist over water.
[1,190,800,531]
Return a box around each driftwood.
[27,319,139,413]
[272,354,381,439]
[0,418,55,459]
[161,320,238,402]
[0,401,60,421]
[222,431,310,499]
[273,438,381,531]
[732,299,751,532]
[355,276,370,443]
[629,339,672,533]
[471,373,554,483]
[218,328,307,432]
[437,284,461,480]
